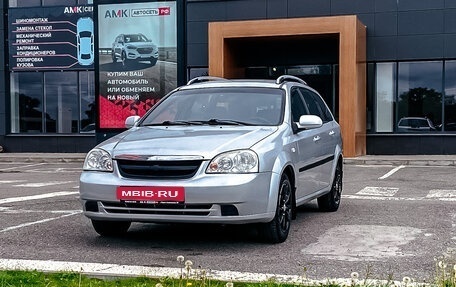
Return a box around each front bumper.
[79,166,278,224]
[126,49,158,60]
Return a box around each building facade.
[1,0,456,155]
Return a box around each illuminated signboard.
[8,6,94,71]
[97,1,177,129]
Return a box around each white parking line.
[0,163,46,171]
[426,190,456,198]
[13,181,75,187]
[0,211,81,233]
[356,186,398,197]
[0,180,27,184]
[0,191,78,205]
[378,165,405,179]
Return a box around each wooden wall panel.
[208,16,366,157]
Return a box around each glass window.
[9,0,41,7]
[44,72,78,133]
[375,63,396,132]
[444,61,456,132]
[300,88,333,123]
[10,72,44,133]
[397,61,443,133]
[80,71,95,133]
[290,88,308,122]
[141,88,284,126]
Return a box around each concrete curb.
[0,258,420,286]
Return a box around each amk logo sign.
[104,7,170,18]
[64,6,94,14]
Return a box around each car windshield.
[124,34,148,43]
[140,87,285,126]
[79,31,92,38]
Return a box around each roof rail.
[276,75,307,85]
[187,76,227,85]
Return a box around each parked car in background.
[397,117,436,132]
[79,75,343,243]
[76,17,94,66]
[111,33,159,66]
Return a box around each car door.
[300,88,338,189]
[290,87,321,200]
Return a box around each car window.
[290,87,308,122]
[300,88,333,123]
[141,87,285,126]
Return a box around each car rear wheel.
[258,173,292,243]
[91,219,131,236]
[317,161,342,212]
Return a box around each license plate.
[116,186,185,202]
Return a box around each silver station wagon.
[79,75,343,243]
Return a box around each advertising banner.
[97,1,177,129]
[8,6,94,71]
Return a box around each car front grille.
[101,201,212,216]
[137,48,153,54]
[116,159,203,179]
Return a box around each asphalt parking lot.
[0,158,455,282]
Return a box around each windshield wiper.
[143,120,204,126]
[203,119,253,126]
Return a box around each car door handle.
[313,136,321,142]
[329,130,335,136]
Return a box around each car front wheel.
[149,57,158,66]
[91,219,131,236]
[318,161,343,212]
[121,51,128,66]
[258,173,292,243]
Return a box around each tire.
[258,173,293,243]
[318,161,343,212]
[121,51,128,66]
[91,219,131,236]
[112,51,117,63]
[149,57,158,66]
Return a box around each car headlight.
[83,148,113,172]
[206,150,258,173]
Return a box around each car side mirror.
[297,115,323,130]
[125,115,140,128]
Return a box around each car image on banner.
[111,33,159,66]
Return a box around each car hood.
[127,42,155,49]
[107,126,277,160]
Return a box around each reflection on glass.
[42,0,76,6]
[444,61,456,132]
[10,73,44,133]
[9,0,41,7]
[44,72,78,133]
[80,71,95,133]
[375,63,396,132]
[397,61,442,133]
